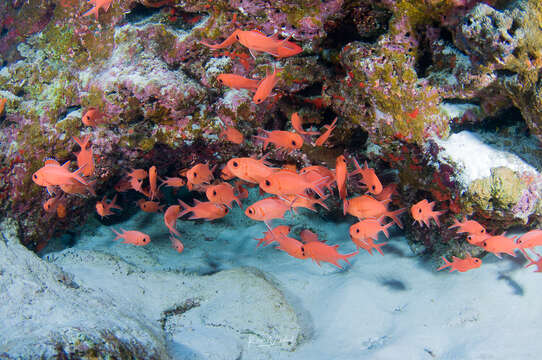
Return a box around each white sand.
[59,196,542,359]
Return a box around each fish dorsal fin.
[45,158,60,166]
[61,161,71,169]
[193,199,202,205]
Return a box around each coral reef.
[0,0,541,258]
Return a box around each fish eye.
[481,229,485,233]
[475,259,480,262]
[193,172,197,177]
[248,209,253,214]
[233,161,238,167]
[356,229,359,233]
[213,191,217,196]
[483,242,487,247]
[418,208,422,213]
[235,34,240,40]
[301,246,305,255]
[224,208,229,213]
[291,140,296,146]
[372,185,375,190]
[218,78,223,83]
[265,180,271,186]
[33,174,37,179]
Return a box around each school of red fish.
[29,3,542,273]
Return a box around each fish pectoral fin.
[249,48,260,59]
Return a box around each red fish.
[199,29,241,50]
[254,225,290,247]
[96,194,122,218]
[290,112,319,135]
[346,195,405,229]
[158,177,186,190]
[82,0,113,19]
[448,216,487,236]
[216,74,260,92]
[352,238,387,256]
[275,234,307,259]
[466,233,487,246]
[238,31,302,58]
[206,182,242,208]
[33,159,88,188]
[437,253,482,272]
[314,117,337,147]
[259,170,328,198]
[245,197,292,228]
[137,199,164,213]
[0,98,6,116]
[282,194,328,212]
[226,157,276,184]
[72,135,95,177]
[522,249,542,273]
[351,158,382,195]
[515,229,542,249]
[130,177,150,197]
[114,178,132,192]
[299,166,335,193]
[303,241,358,268]
[299,229,321,243]
[234,180,249,199]
[111,228,150,246]
[127,168,147,180]
[480,234,518,258]
[170,236,184,253]
[335,155,348,214]
[201,30,302,58]
[185,163,214,191]
[148,165,158,200]
[374,183,398,202]
[254,129,303,152]
[164,205,182,238]
[43,195,62,214]
[219,124,244,144]
[349,218,393,242]
[253,66,279,104]
[81,107,105,127]
[410,199,446,228]
[178,199,229,221]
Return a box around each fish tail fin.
[382,222,394,238]
[386,208,406,229]
[315,197,329,211]
[71,164,89,186]
[437,256,451,271]
[342,250,359,263]
[433,210,447,227]
[177,199,193,217]
[349,157,362,177]
[342,198,349,216]
[234,196,243,209]
[374,242,387,256]
[169,227,182,238]
[111,228,122,241]
[308,175,329,198]
[82,5,98,19]
[448,217,461,230]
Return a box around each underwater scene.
[1,0,542,358]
